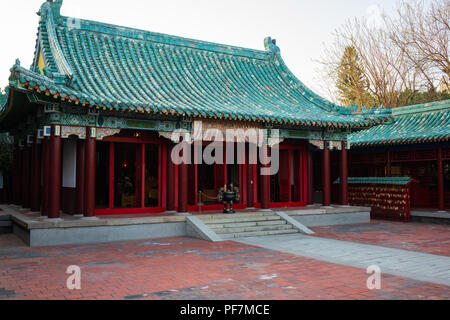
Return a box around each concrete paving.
[236,234,450,286]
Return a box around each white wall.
[62,139,77,188]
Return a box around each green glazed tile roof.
[334,177,416,185]
[2,0,389,129]
[0,92,7,108]
[349,100,450,147]
[0,91,8,114]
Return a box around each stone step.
[198,212,275,220]
[208,220,288,229]
[200,215,282,225]
[0,221,12,227]
[0,214,11,221]
[221,228,299,239]
[212,224,294,234]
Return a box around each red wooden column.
[84,128,96,218]
[437,146,445,211]
[246,163,255,208]
[12,148,22,205]
[48,126,62,219]
[340,141,349,205]
[160,143,168,209]
[41,137,50,216]
[30,139,42,212]
[166,142,176,212]
[386,150,392,177]
[260,146,271,210]
[76,139,86,215]
[108,143,115,210]
[21,145,31,208]
[307,148,314,205]
[177,142,189,213]
[322,141,331,207]
[247,144,257,208]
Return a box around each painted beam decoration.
[37,110,353,144]
[192,120,262,142]
[61,126,86,139]
[96,128,121,140]
[46,113,188,133]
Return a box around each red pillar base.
[166,143,176,212]
[41,138,50,216]
[261,164,270,210]
[322,142,331,207]
[76,139,86,215]
[48,127,62,219]
[12,149,22,206]
[437,147,445,211]
[177,162,188,213]
[340,142,348,206]
[30,141,42,212]
[21,146,31,208]
[307,149,314,205]
[84,132,96,218]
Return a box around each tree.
[386,0,449,91]
[336,46,375,108]
[319,0,450,108]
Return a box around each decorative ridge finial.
[264,37,280,54]
[39,0,63,19]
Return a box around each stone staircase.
[0,212,12,234]
[197,212,300,239]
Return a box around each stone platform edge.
[0,204,372,246]
[0,205,186,229]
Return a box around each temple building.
[347,100,450,211]
[0,0,447,225]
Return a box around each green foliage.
[336,46,375,108]
[336,47,450,109]
[398,89,450,108]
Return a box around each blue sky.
[0,0,402,99]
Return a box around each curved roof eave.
[1,0,391,131]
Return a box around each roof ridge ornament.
[38,0,63,18]
[42,0,79,89]
[48,0,63,18]
[264,37,280,55]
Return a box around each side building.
[348,100,450,211]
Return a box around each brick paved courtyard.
[0,220,449,300]
[311,221,450,257]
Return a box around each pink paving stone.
[311,221,450,256]
[0,231,449,300]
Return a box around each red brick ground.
[0,233,449,300]
[311,221,450,257]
